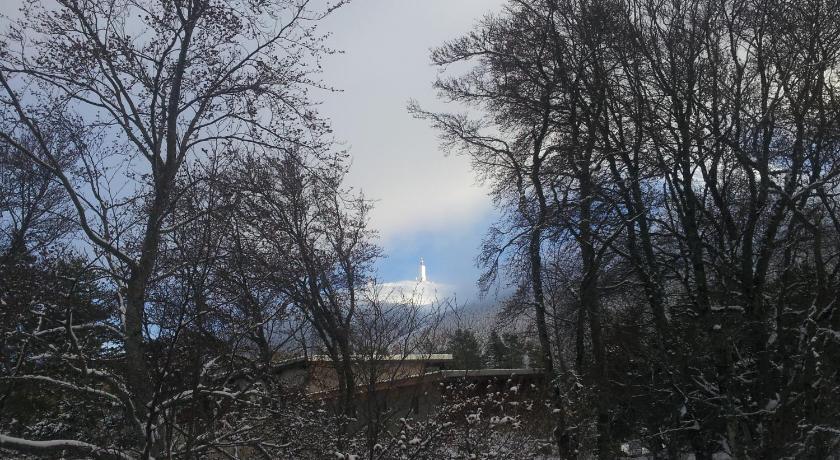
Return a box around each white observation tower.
[418,258,427,283]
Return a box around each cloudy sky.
[0,0,507,304]
[317,0,507,303]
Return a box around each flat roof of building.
[273,353,454,369]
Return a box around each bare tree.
[0,132,76,261]
[417,0,840,456]
[0,0,343,456]
[230,149,380,421]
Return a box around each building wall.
[278,359,450,395]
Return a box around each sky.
[317,0,507,305]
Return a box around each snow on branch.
[0,375,122,406]
[0,433,133,460]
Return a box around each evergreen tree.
[484,331,530,369]
[524,340,544,369]
[448,329,483,370]
[484,330,508,369]
[501,333,525,369]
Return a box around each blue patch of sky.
[375,208,499,305]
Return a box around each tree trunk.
[579,163,610,457]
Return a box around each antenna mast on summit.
[418,258,427,282]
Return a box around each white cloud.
[318,0,505,240]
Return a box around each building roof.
[308,368,546,399]
[272,353,454,370]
